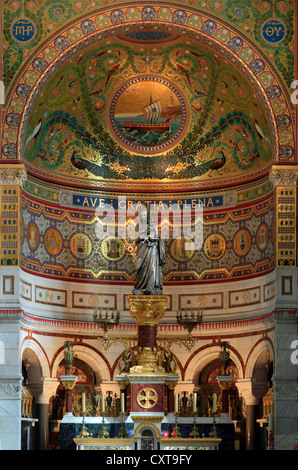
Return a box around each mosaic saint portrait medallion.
[45,228,63,256]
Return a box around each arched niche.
[21,346,44,396]
[51,343,111,383]
[184,344,244,383]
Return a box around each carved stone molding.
[273,383,298,400]
[0,164,27,186]
[270,165,298,187]
[0,381,22,399]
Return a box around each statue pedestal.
[117,295,179,423]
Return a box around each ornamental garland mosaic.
[20,34,274,185]
[20,191,275,283]
[2,1,295,89]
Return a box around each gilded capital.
[0,164,27,186]
[270,165,298,187]
[128,295,168,326]
[60,374,78,390]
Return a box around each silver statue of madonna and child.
[132,209,166,295]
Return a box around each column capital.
[0,163,27,186]
[60,374,77,390]
[270,165,298,187]
[236,379,267,406]
[34,378,60,404]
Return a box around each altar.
[73,436,221,451]
[58,221,235,451]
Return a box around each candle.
[121,393,125,413]
[82,392,86,414]
[101,392,105,413]
[268,413,273,433]
[174,393,179,413]
[193,393,197,413]
[212,393,217,413]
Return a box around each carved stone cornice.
[0,164,27,186]
[270,165,298,187]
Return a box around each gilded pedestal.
[117,295,179,418]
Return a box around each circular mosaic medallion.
[170,237,194,261]
[109,76,187,154]
[204,234,225,259]
[70,233,92,258]
[27,222,39,250]
[233,229,251,256]
[101,237,125,261]
[256,223,269,251]
[11,19,36,42]
[45,228,63,255]
[261,20,286,44]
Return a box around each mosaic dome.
[22,27,274,192]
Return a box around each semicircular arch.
[51,343,111,382]
[184,343,244,383]
[2,3,295,170]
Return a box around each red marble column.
[60,375,77,416]
[167,387,175,413]
[221,388,229,414]
[65,388,73,413]
[138,325,157,349]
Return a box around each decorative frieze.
[0,381,22,400]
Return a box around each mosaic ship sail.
[123,97,171,134]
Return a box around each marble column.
[60,375,77,416]
[34,378,59,450]
[236,379,266,450]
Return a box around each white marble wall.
[273,267,298,450]
[0,315,22,449]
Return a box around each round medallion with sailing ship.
[109,76,187,154]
